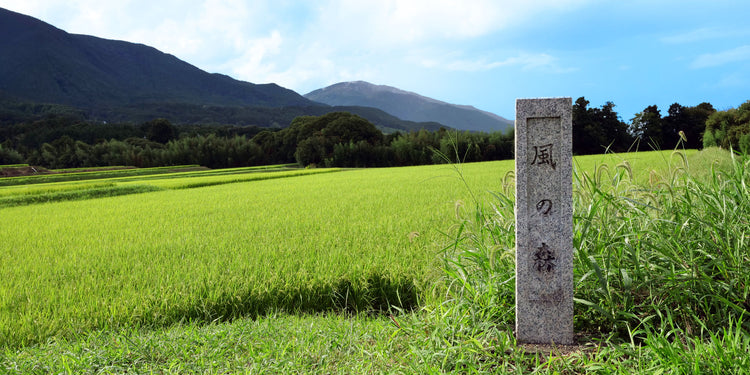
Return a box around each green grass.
[0,166,335,208]
[0,161,490,348]
[1,313,415,374]
[1,148,747,373]
[0,164,29,168]
[0,181,119,198]
[395,146,749,372]
[4,312,748,373]
[0,165,204,187]
[50,166,134,173]
[0,183,162,208]
[122,167,343,189]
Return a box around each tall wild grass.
[403,147,749,371]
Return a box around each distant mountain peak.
[317,81,446,105]
[305,81,512,132]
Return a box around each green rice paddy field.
[2,148,747,373]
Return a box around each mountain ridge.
[305,81,513,133]
[0,7,312,110]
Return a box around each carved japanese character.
[536,199,552,215]
[531,143,556,170]
[533,242,556,273]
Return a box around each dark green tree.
[320,113,383,145]
[0,143,24,165]
[684,102,715,149]
[704,100,750,151]
[144,118,178,144]
[295,135,328,166]
[283,112,384,166]
[662,103,715,149]
[631,105,663,148]
[572,97,596,154]
[251,130,282,164]
[596,101,633,152]
[572,97,631,154]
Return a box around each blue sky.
[2,0,749,122]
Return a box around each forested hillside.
[3,98,748,170]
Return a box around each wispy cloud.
[713,72,748,88]
[660,27,750,44]
[419,52,575,73]
[691,45,750,68]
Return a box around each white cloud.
[0,0,589,90]
[266,0,588,89]
[0,0,273,68]
[0,0,49,17]
[228,38,384,92]
[691,45,750,69]
[121,0,265,68]
[312,0,590,47]
[221,30,284,83]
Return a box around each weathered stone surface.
[515,97,574,345]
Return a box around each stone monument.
[514,97,574,345]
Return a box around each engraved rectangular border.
[515,97,573,242]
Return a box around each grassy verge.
[391,146,749,372]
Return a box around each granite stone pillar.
[514,97,574,345]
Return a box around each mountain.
[0,7,447,133]
[0,7,312,110]
[305,81,513,133]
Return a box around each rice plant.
[0,162,501,348]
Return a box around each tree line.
[1,98,748,169]
[0,112,514,169]
[702,100,750,152]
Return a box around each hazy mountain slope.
[305,81,513,132]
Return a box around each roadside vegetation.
[1,147,748,373]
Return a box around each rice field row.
[0,164,297,187]
[0,150,705,348]
[0,164,30,168]
[0,166,340,208]
[0,165,203,186]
